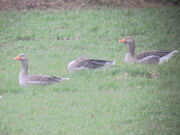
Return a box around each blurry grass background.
[0,7,180,135]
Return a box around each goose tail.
[51,76,69,82]
[105,60,116,67]
[61,77,70,80]
[159,50,178,64]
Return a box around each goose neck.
[128,42,135,56]
[20,60,28,77]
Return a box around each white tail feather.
[105,61,116,67]
[62,78,70,80]
[159,50,178,64]
[112,61,116,65]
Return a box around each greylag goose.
[119,36,178,64]
[68,56,115,72]
[14,54,69,86]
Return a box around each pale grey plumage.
[119,36,178,64]
[14,54,69,86]
[68,56,115,72]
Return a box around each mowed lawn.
[0,7,180,135]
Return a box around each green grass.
[0,7,180,135]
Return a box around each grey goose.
[119,36,178,64]
[68,56,115,72]
[14,54,69,86]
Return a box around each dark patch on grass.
[14,35,36,41]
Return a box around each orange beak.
[119,38,125,43]
[13,55,21,60]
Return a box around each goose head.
[119,36,136,56]
[119,36,134,44]
[13,54,27,62]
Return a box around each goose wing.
[138,55,160,64]
[27,75,63,85]
[136,50,173,60]
[82,59,115,69]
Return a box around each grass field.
[0,7,180,135]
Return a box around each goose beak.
[13,55,20,60]
[119,38,125,43]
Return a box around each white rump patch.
[62,78,70,80]
[159,50,178,64]
[105,61,116,67]
[112,61,116,65]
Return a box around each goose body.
[119,37,178,64]
[14,54,69,86]
[68,56,115,72]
